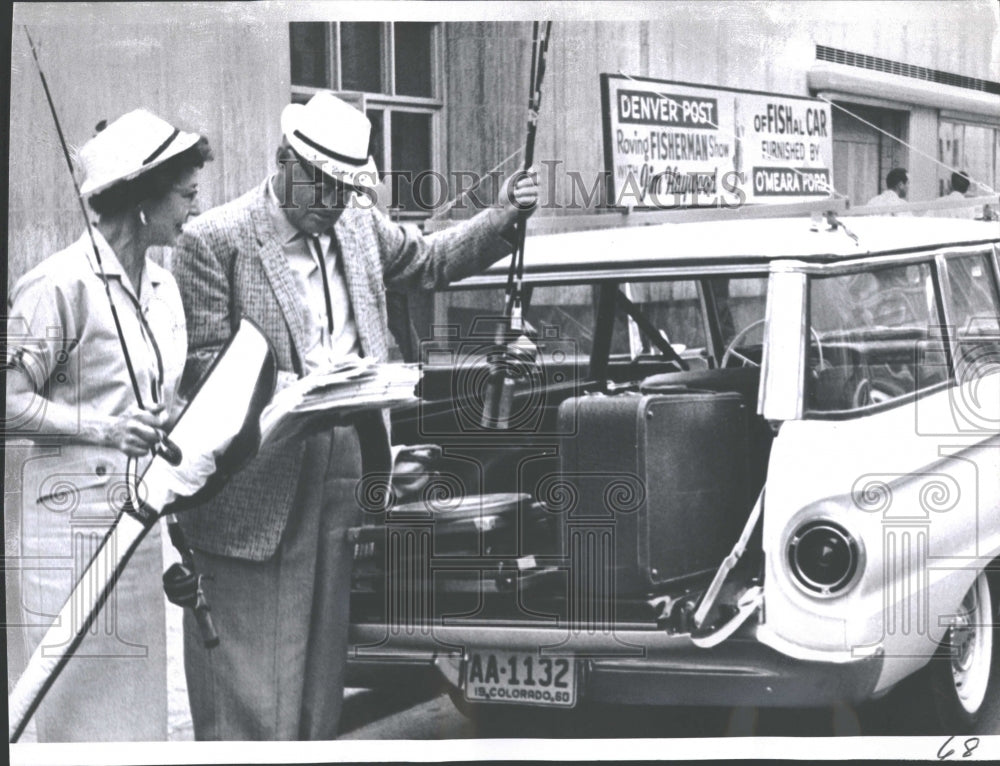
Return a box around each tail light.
[787,520,861,597]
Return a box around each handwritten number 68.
[938,736,981,759]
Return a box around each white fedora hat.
[78,109,201,197]
[281,91,378,190]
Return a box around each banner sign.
[600,74,834,208]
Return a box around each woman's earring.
[138,208,148,226]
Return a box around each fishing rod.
[481,20,553,429]
[8,318,276,742]
[22,26,183,469]
[9,28,277,742]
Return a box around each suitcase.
[555,389,750,595]
[350,492,558,594]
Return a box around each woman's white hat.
[281,91,378,190]
[78,109,201,197]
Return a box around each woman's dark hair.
[87,136,213,217]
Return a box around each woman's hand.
[104,404,168,458]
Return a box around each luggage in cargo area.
[555,389,750,594]
[350,493,559,594]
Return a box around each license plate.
[463,650,576,707]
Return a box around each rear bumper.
[582,642,883,708]
[348,622,884,708]
[345,654,445,691]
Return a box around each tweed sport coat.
[170,180,515,561]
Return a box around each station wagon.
[348,212,1000,734]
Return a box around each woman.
[6,109,212,741]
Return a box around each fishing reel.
[163,522,219,649]
[156,436,183,466]
[480,305,541,429]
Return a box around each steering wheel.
[720,318,825,370]
[850,378,897,409]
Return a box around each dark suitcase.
[555,389,749,595]
[350,493,558,594]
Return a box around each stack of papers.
[259,357,420,446]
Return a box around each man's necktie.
[308,235,335,336]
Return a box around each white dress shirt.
[266,180,360,372]
[934,190,978,219]
[866,188,913,216]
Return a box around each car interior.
[353,272,773,628]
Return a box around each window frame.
[290,21,446,220]
[794,246,1000,420]
[936,117,999,199]
[936,245,1000,377]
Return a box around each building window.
[938,120,999,198]
[830,103,908,206]
[289,22,443,217]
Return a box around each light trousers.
[182,425,363,740]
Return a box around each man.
[866,167,911,214]
[934,170,977,219]
[170,91,539,740]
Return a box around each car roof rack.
[426,194,998,237]
[849,193,999,217]
[426,197,850,235]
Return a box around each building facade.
[8,1,1000,284]
[5,0,1000,711]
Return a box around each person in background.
[934,170,978,219]
[866,167,912,215]
[5,109,210,741]
[170,91,539,741]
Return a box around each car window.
[945,253,1000,387]
[805,262,948,413]
[427,285,597,359]
[945,253,1000,339]
[611,279,706,360]
[425,287,507,358]
[525,284,597,355]
[707,276,769,366]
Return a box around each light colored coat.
[6,232,183,741]
[170,180,514,560]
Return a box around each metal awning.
[808,62,1000,122]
